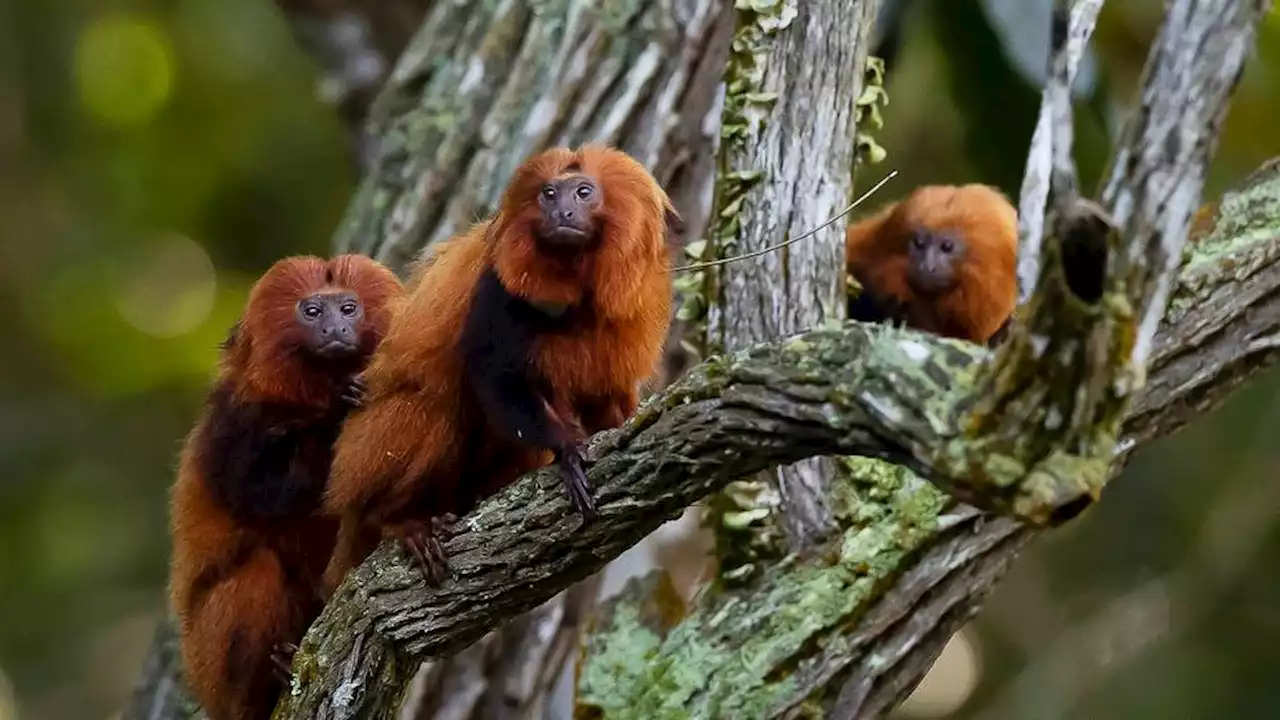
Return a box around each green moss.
[579,455,949,719]
[853,56,889,171]
[675,1,797,360]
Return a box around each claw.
[557,446,597,521]
[340,374,367,408]
[270,642,298,684]
[387,519,452,585]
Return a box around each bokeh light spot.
[0,664,15,720]
[114,233,217,338]
[899,628,982,717]
[74,15,176,128]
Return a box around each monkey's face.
[533,173,603,253]
[295,290,365,359]
[906,229,965,295]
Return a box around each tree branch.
[1016,0,1105,300]
[575,158,1280,718]
[124,1,1275,718]
[276,155,1280,714]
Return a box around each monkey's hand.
[270,642,298,684]
[555,444,597,521]
[384,515,458,586]
[538,396,597,520]
[882,297,912,329]
[339,374,367,409]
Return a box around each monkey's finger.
[559,453,597,520]
[270,650,294,683]
[341,386,366,408]
[402,536,434,583]
[425,535,449,584]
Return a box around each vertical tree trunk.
[332,0,733,273]
[704,0,880,578]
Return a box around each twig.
[670,170,899,273]
[1015,0,1107,302]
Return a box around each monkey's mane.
[221,254,403,408]
[847,184,1018,341]
[488,145,678,319]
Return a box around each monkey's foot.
[340,374,367,408]
[387,519,452,585]
[556,446,597,521]
[270,642,298,684]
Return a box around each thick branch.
[275,165,1280,716]
[944,0,1269,528]
[1015,0,1105,300]
[576,164,1280,718]
[1100,0,1272,369]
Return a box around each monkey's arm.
[848,287,911,329]
[200,386,336,521]
[461,270,596,517]
[462,270,583,450]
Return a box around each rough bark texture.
[272,149,1280,715]
[397,576,603,720]
[1102,0,1271,369]
[702,0,880,572]
[332,0,732,273]
[121,0,1278,718]
[123,3,735,718]
[1016,0,1106,300]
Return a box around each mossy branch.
[275,156,1280,715]
[576,160,1280,719]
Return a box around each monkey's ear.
[220,321,242,351]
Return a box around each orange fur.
[169,255,402,720]
[322,146,676,589]
[845,184,1018,343]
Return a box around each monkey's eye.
[575,184,593,200]
[340,301,359,316]
[940,239,955,253]
[542,185,556,201]
[302,304,322,320]
[911,234,927,250]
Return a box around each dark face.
[295,291,364,359]
[906,229,965,296]
[534,174,603,251]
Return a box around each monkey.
[321,145,680,590]
[844,183,1019,345]
[168,254,403,720]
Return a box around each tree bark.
[272,145,1280,716]
[125,3,735,719]
[331,0,732,272]
[702,0,881,580]
[121,0,1277,718]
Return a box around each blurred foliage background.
[1,0,1278,718]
